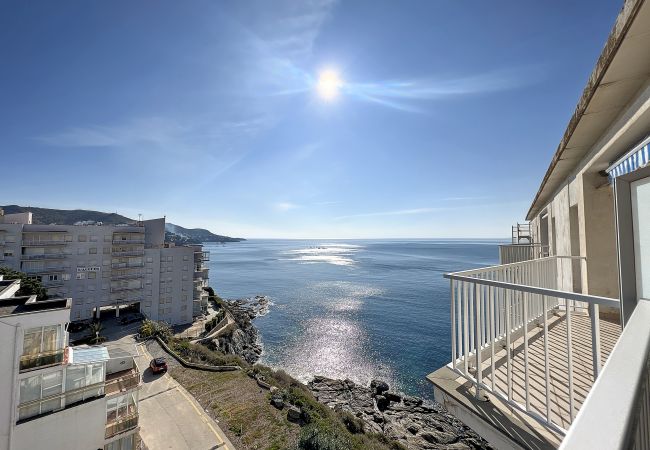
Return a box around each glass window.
[90,363,104,385]
[41,371,63,398]
[66,365,86,392]
[42,326,59,352]
[19,375,41,403]
[22,328,43,356]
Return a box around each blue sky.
[1,1,621,238]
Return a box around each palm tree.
[88,322,104,344]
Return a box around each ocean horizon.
[204,238,505,400]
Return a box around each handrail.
[560,299,650,449]
[449,255,584,277]
[444,273,620,308]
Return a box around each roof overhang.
[527,0,650,220]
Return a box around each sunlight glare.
[316,69,343,101]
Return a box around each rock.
[270,395,284,409]
[384,391,402,403]
[309,376,492,449]
[375,395,389,411]
[270,386,279,393]
[420,431,457,445]
[405,421,420,434]
[370,379,390,395]
[287,406,301,422]
[300,408,312,424]
[403,395,423,407]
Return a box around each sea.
[203,239,503,401]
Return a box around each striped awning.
[607,136,650,180]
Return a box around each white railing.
[560,299,650,449]
[499,243,550,264]
[445,257,619,435]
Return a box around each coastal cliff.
[202,296,490,449]
[309,376,490,449]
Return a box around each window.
[183,265,188,272]
[181,305,187,311]
[48,274,59,282]
[23,325,60,356]
[182,275,188,281]
[90,235,98,242]
[146,257,153,263]
[89,247,97,254]
[183,255,189,261]
[4,250,13,257]
[104,247,111,254]
[6,235,15,243]
[105,434,136,450]
[104,235,112,242]
[88,272,97,279]
[18,369,64,419]
[62,273,71,281]
[77,248,86,255]
[64,363,105,406]
[78,235,87,242]
[159,298,165,305]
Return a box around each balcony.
[19,348,66,372]
[498,243,550,264]
[111,271,144,280]
[22,240,68,246]
[21,253,70,261]
[193,266,209,279]
[22,267,66,275]
[195,250,210,262]
[111,250,145,257]
[111,262,145,269]
[112,239,144,245]
[105,368,140,396]
[428,257,621,448]
[105,412,139,439]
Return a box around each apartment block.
[0,278,141,450]
[0,212,209,326]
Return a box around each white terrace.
[428,251,621,449]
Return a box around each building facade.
[0,213,209,325]
[0,278,141,450]
[429,1,650,448]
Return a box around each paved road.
[135,344,235,450]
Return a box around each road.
[135,344,235,450]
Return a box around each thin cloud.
[335,207,442,220]
[273,202,300,212]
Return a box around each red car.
[150,357,168,374]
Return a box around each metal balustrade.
[560,299,650,449]
[445,256,620,435]
[498,243,550,264]
[19,348,66,372]
[21,253,70,260]
[105,412,139,439]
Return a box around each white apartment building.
[0,278,141,450]
[429,1,650,448]
[0,212,210,326]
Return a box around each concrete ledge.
[155,336,241,372]
[427,366,559,450]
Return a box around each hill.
[1,205,244,243]
[165,223,244,244]
[1,204,132,225]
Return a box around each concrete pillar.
[579,172,620,306]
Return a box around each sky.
[0,1,623,238]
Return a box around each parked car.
[150,357,168,374]
[119,313,144,325]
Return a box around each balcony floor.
[428,311,622,449]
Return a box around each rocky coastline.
[208,296,490,449]
[209,295,269,364]
[309,376,490,449]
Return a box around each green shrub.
[339,411,365,434]
[139,319,173,341]
[299,423,352,450]
[0,266,47,299]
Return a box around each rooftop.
[0,295,71,317]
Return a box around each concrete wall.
[12,397,106,450]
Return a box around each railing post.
[451,279,456,370]
[566,298,575,421]
[590,302,602,378]
[475,283,482,398]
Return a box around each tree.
[88,322,105,344]
[0,266,48,299]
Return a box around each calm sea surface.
[204,239,502,400]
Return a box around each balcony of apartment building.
[105,391,139,439]
[194,250,210,262]
[19,325,67,373]
[111,247,145,258]
[427,253,621,448]
[21,265,66,275]
[22,231,71,247]
[193,264,209,279]
[21,251,71,261]
[111,232,145,246]
[111,269,145,280]
[110,259,145,270]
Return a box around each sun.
[316,69,343,101]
